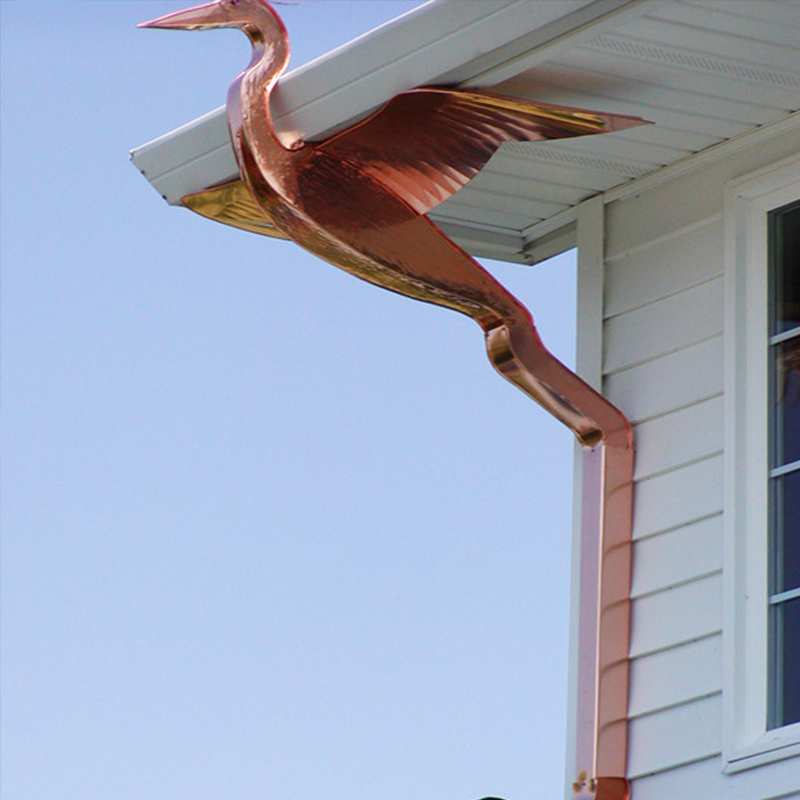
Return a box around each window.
[724,155,800,772]
[768,199,800,731]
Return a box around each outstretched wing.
[317,88,648,215]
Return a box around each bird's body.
[141,0,644,447]
[251,156,520,323]
[221,23,527,325]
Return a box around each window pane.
[770,596,800,729]
[772,337,800,467]
[771,470,800,594]
[770,200,800,335]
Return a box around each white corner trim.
[564,196,605,799]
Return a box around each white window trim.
[723,154,800,773]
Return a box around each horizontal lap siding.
[602,196,727,782]
[598,123,800,793]
[630,754,800,800]
[631,515,722,598]
[629,572,722,660]
[604,217,723,318]
[628,634,721,718]
[632,395,723,481]
[604,336,723,423]
[632,455,722,539]
[628,694,721,778]
[603,277,723,375]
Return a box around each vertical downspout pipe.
[489,199,634,800]
[487,329,634,800]
[578,438,634,800]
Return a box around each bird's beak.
[138,2,232,31]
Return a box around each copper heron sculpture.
[140,0,644,449]
[140,2,640,796]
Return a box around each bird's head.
[139,0,287,47]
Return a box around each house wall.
[585,119,800,799]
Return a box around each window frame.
[767,198,800,732]
[723,154,800,773]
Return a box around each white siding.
[628,694,721,777]
[604,216,723,319]
[593,121,800,795]
[631,455,723,540]
[631,515,722,598]
[604,336,724,424]
[628,634,721,718]
[630,755,800,800]
[632,396,723,481]
[629,573,722,660]
[603,277,723,374]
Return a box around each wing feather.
[317,88,647,215]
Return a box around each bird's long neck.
[227,20,297,197]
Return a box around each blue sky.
[1,3,579,799]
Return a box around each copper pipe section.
[141,2,640,796]
[573,773,630,800]
[595,445,633,799]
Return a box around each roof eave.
[130,0,654,258]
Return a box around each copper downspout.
[487,321,634,800]
[572,444,634,800]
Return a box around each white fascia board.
[131,0,638,207]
